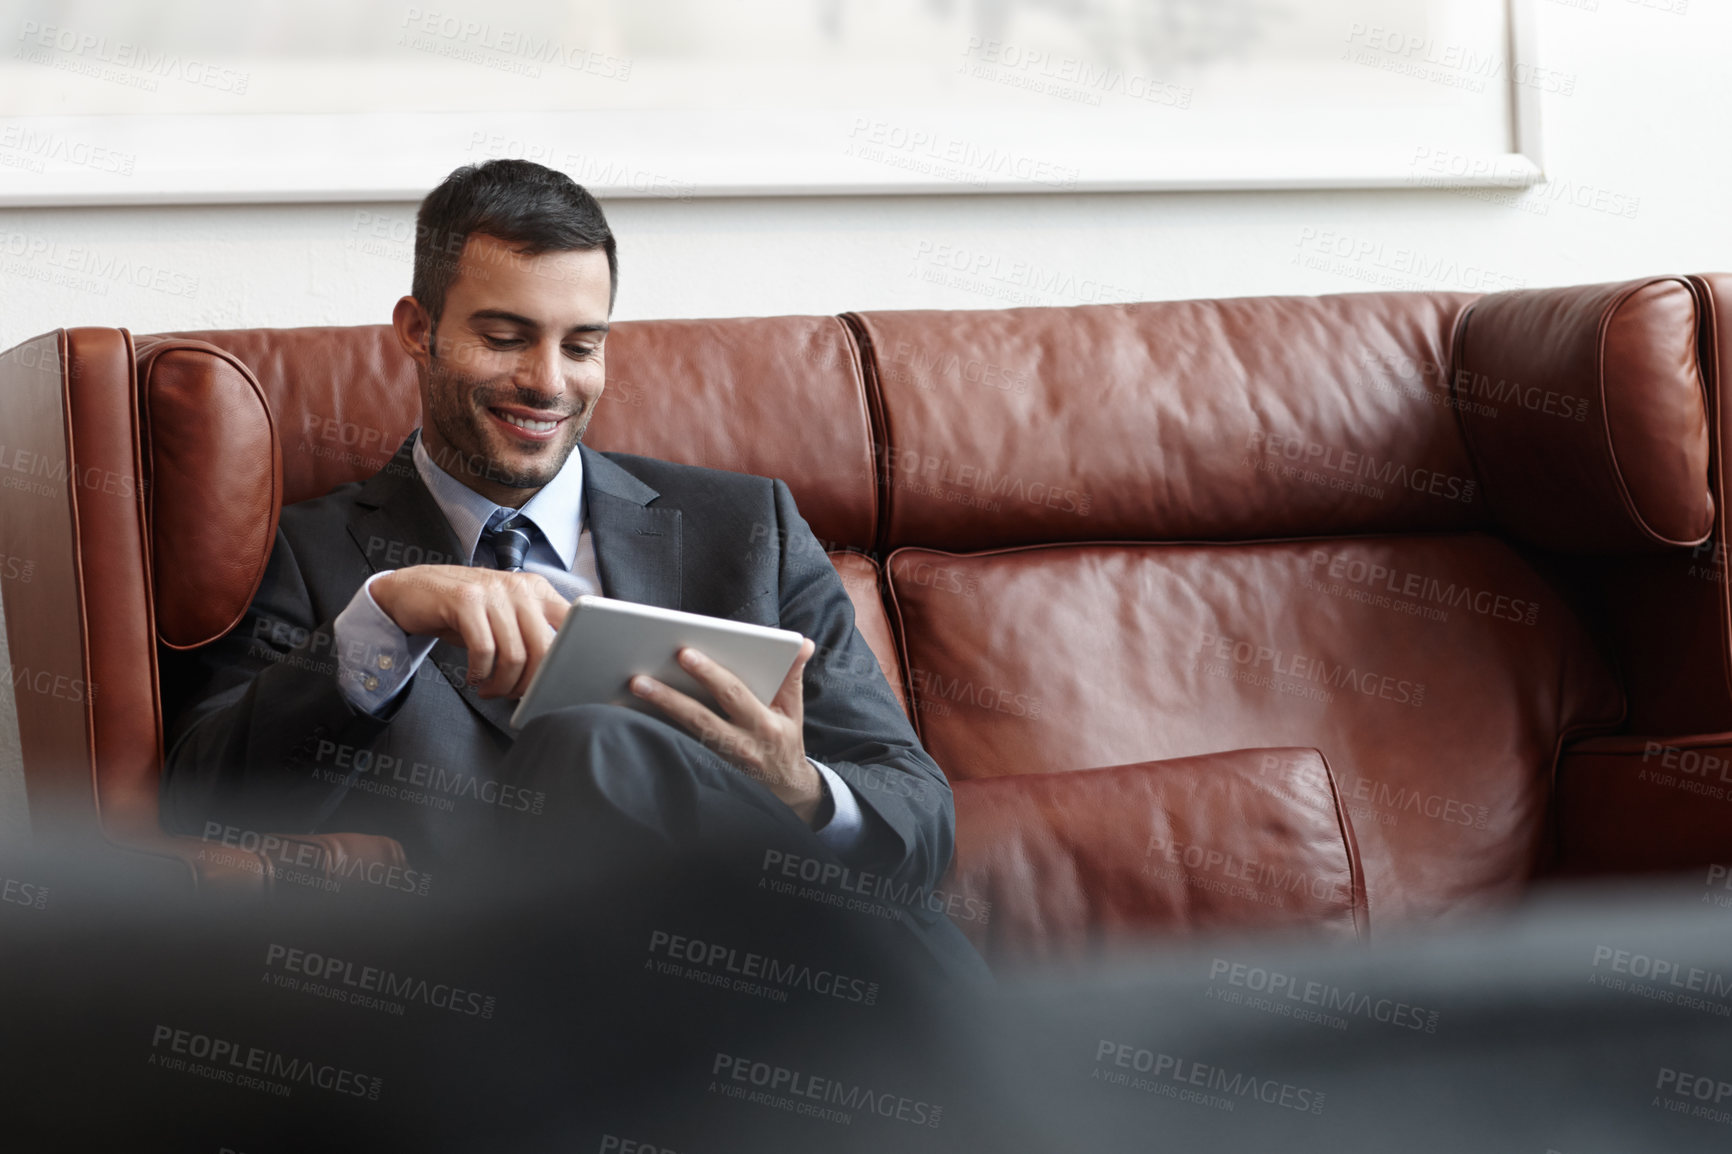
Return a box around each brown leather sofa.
[3,275,1727,966]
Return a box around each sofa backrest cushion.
[849,292,1483,552]
[158,316,879,550]
[942,747,1366,969]
[156,325,421,510]
[137,319,881,653]
[889,536,1625,922]
[1452,276,1713,552]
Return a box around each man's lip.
[485,406,569,441]
[488,404,569,422]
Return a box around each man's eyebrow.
[468,309,610,336]
[468,308,539,328]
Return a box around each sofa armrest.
[941,747,1367,971]
[112,829,413,899]
[1554,734,1732,875]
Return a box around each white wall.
[0,1,1726,346]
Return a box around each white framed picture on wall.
[0,0,1545,204]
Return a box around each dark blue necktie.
[484,513,533,572]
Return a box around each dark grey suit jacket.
[161,433,953,890]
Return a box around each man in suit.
[160,160,977,977]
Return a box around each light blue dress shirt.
[331,431,866,850]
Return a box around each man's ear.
[392,295,435,368]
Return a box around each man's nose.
[517,342,564,396]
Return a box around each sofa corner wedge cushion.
[1452,276,1713,553]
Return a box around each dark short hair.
[412,159,618,323]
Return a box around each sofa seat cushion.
[890,535,1625,924]
[942,747,1365,970]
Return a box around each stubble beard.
[424,354,589,491]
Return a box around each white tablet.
[509,594,807,730]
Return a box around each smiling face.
[393,232,613,507]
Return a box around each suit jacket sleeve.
[158,525,395,838]
[767,479,956,896]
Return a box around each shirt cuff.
[808,757,867,854]
[333,570,439,718]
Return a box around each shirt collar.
[411,430,586,569]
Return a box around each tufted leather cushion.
[941,747,1366,969]
[1453,277,1713,552]
[890,538,1625,922]
[134,338,281,651]
[850,292,1482,552]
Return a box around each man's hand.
[629,639,823,824]
[370,565,569,699]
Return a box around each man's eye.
[565,345,596,359]
[481,335,523,348]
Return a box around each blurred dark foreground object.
[2,846,1730,1153]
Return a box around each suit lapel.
[345,433,469,572]
[580,442,683,610]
